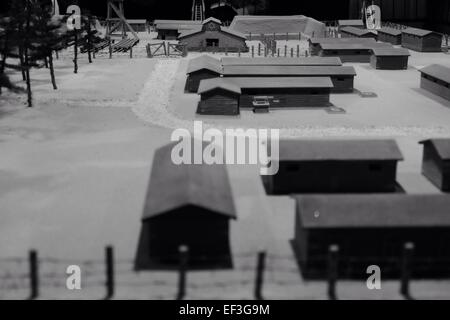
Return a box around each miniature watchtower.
[106,0,139,40]
[192,0,206,21]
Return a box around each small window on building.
[206,39,219,47]
[337,77,345,81]
[369,163,383,172]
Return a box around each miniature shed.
[420,139,450,192]
[419,64,450,101]
[370,48,410,70]
[142,141,237,265]
[264,139,404,195]
[340,26,377,39]
[377,27,403,45]
[197,80,241,115]
[402,28,442,52]
[185,55,222,93]
[294,194,450,279]
[178,17,248,52]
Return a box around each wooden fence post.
[297,45,299,57]
[238,47,241,57]
[284,45,287,57]
[177,245,189,300]
[105,246,115,300]
[129,47,133,59]
[258,43,261,56]
[400,242,414,299]
[277,48,280,57]
[252,46,254,57]
[327,244,339,300]
[29,250,39,300]
[254,251,266,300]
[291,47,293,57]
[109,41,113,59]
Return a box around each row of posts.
[26,243,415,300]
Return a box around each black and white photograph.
[1,0,450,307]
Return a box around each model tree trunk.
[48,53,57,90]
[73,32,78,74]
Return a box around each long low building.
[402,27,442,52]
[264,139,403,195]
[294,194,450,279]
[221,56,343,67]
[221,65,357,93]
[318,42,393,63]
[197,77,334,115]
[308,37,376,56]
[340,26,377,40]
[419,64,450,101]
[370,48,410,70]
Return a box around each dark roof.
[296,194,450,228]
[142,141,237,220]
[199,77,334,92]
[186,55,222,74]
[371,48,410,56]
[420,139,450,160]
[340,26,376,37]
[338,19,365,27]
[178,21,247,40]
[420,64,450,84]
[402,27,441,37]
[309,37,376,45]
[198,79,241,95]
[154,20,202,31]
[378,27,403,36]
[275,139,404,161]
[221,57,343,66]
[222,65,357,76]
[320,42,393,51]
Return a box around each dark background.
[1,0,450,32]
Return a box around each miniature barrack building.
[370,48,410,70]
[263,139,404,195]
[401,27,443,52]
[420,139,450,192]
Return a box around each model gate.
[147,42,187,58]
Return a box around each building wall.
[180,30,247,52]
[198,89,240,115]
[421,75,450,101]
[320,49,373,63]
[370,55,409,70]
[378,33,402,45]
[422,145,445,191]
[402,34,442,52]
[270,160,399,194]
[297,226,450,279]
[239,88,331,109]
[146,208,231,265]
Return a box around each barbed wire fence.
[2,242,449,300]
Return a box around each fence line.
[1,244,450,300]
